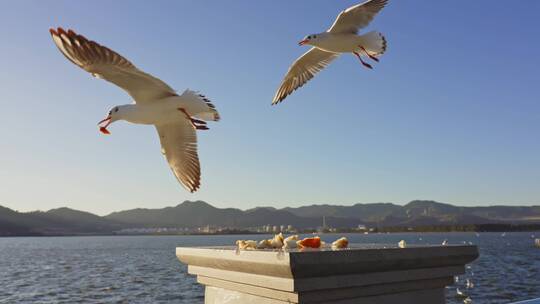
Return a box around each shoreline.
[1,227,539,238]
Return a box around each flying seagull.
[272,0,388,105]
[49,28,220,193]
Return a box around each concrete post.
[177,244,479,304]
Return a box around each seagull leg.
[178,108,209,130]
[359,46,379,62]
[178,108,192,121]
[353,51,373,69]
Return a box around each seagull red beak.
[298,39,309,46]
[98,115,112,135]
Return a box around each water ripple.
[0,233,538,304]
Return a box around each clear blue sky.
[1,1,539,215]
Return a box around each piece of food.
[270,233,284,249]
[331,237,349,249]
[398,240,407,248]
[99,127,110,135]
[236,240,257,250]
[284,235,298,242]
[282,235,299,249]
[257,239,272,249]
[297,236,322,249]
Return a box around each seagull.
[455,288,467,299]
[272,0,388,104]
[49,28,220,193]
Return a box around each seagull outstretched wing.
[328,0,388,34]
[156,120,201,193]
[272,48,339,105]
[50,27,176,103]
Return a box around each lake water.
[0,232,538,304]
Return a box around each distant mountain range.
[0,205,121,236]
[1,200,540,236]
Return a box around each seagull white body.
[273,0,389,104]
[306,32,382,54]
[117,93,217,125]
[50,28,220,193]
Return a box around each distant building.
[317,216,331,233]
[200,225,214,233]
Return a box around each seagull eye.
[114,108,119,113]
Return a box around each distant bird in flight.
[49,28,220,193]
[273,0,388,104]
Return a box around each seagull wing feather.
[328,0,388,34]
[272,48,339,104]
[50,27,176,103]
[156,119,201,193]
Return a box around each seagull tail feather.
[359,31,387,56]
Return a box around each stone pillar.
[177,244,479,304]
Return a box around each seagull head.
[98,106,121,135]
[299,34,321,46]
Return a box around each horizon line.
[3,199,540,217]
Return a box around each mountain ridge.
[1,200,540,236]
